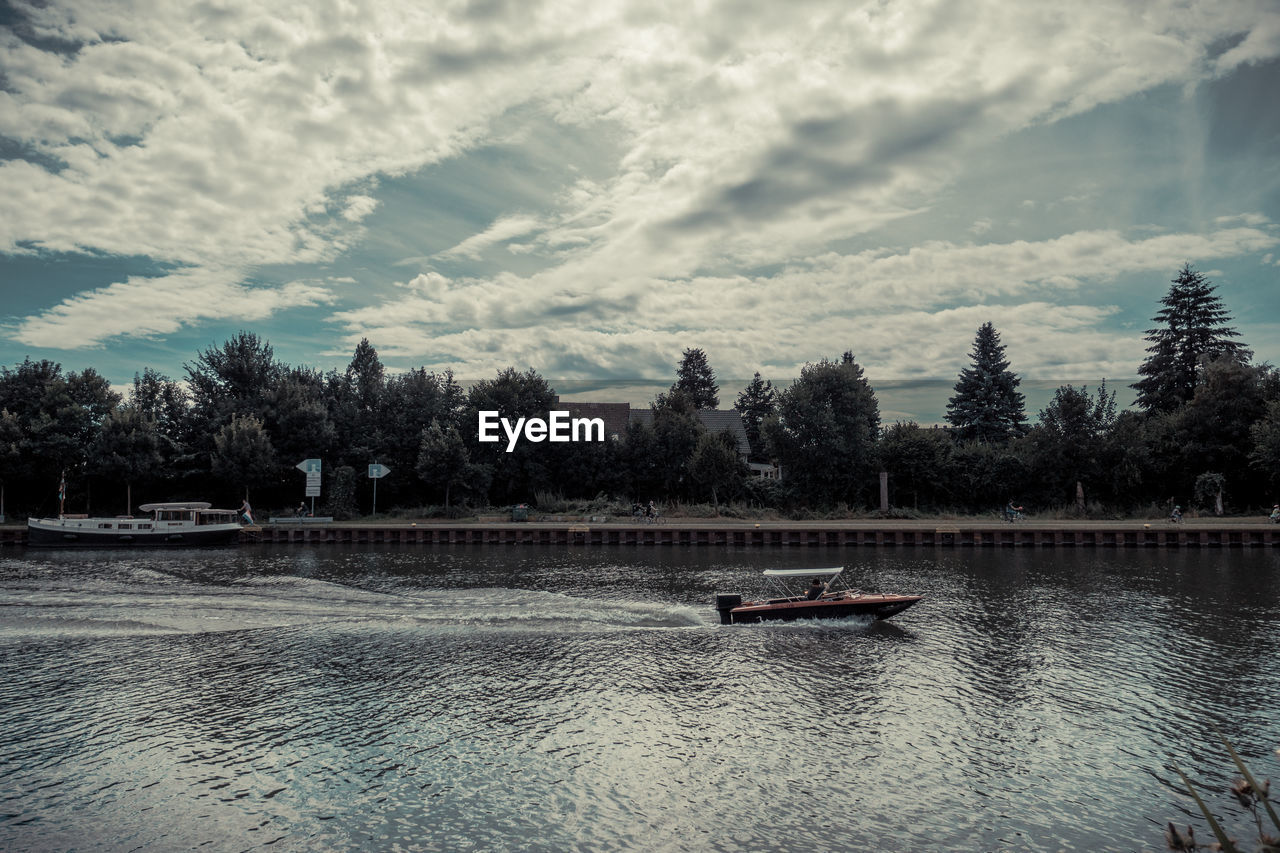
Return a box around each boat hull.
[725,593,922,624]
[25,520,242,548]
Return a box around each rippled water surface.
[1,545,1278,852]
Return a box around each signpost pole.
[296,458,322,516]
[367,463,391,517]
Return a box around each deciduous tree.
[688,430,744,512]
[1022,383,1117,508]
[879,421,954,510]
[1249,400,1280,496]
[649,389,704,499]
[464,367,556,503]
[211,414,277,500]
[94,405,163,514]
[766,354,880,506]
[416,420,471,508]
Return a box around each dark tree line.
[879,264,1279,515]
[2,265,1277,520]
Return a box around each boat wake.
[0,571,705,638]
[735,613,879,629]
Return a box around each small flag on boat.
[58,472,66,501]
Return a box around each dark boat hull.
[25,524,241,548]
[723,593,922,624]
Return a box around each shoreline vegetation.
[1165,735,1279,853]
[321,501,1278,526]
[3,265,1280,522]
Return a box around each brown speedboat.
[716,567,921,625]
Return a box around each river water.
[1,545,1277,852]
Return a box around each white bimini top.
[762,567,844,577]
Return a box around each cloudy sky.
[1,0,1278,422]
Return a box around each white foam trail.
[0,577,706,637]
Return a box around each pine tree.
[734,372,776,462]
[670,348,718,410]
[345,338,385,416]
[1133,264,1251,413]
[945,323,1026,444]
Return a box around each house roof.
[629,408,752,457]
[553,399,632,438]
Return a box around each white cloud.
[341,195,379,222]
[437,215,544,260]
[11,266,335,348]
[2,0,1278,371]
[334,224,1276,380]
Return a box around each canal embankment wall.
[6,521,1277,548]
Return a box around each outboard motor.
[715,594,742,625]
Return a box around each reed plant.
[1164,734,1278,852]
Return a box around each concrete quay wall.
[4,521,1279,548]
[241,522,1280,548]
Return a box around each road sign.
[298,459,321,497]
[368,463,391,516]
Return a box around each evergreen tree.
[335,338,386,464]
[1133,264,1250,412]
[945,323,1026,444]
[345,338,385,416]
[669,348,719,410]
[735,372,776,462]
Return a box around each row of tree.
[2,264,1278,518]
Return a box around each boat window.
[138,523,152,529]
[118,523,132,530]
[98,523,113,529]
